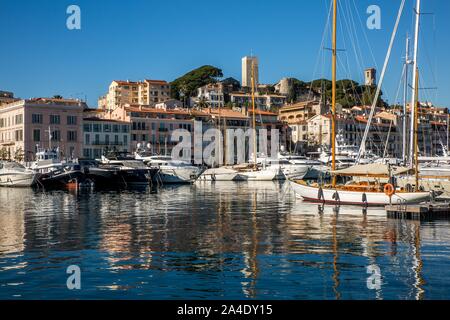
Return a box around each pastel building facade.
[0,98,85,162]
[105,104,209,154]
[82,117,131,159]
[99,79,171,111]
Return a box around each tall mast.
[402,36,410,164]
[409,0,421,167]
[331,0,337,187]
[251,58,257,168]
[414,68,420,191]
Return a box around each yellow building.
[99,79,171,111]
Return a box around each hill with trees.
[288,77,386,108]
[170,65,223,100]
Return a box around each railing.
[88,141,125,146]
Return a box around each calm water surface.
[0,182,449,299]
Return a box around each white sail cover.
[332,163,412,177]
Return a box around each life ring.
[384,183,395,197]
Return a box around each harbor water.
[1,181,450,300]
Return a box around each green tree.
[170,65,223,100]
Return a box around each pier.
[385,202,450,220]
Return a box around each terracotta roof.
[113,80,140,85]
[205,108,248,119]
[144,79,169,85]
[83,117,129,123]
[125,105,208,117]
[249,110,278,116]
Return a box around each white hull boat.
[197,167,244,181]
[290,181,430,206]
[157,167,202,183]
[0,162,38,187]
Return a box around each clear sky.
[1,0,449,107]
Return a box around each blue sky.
[1,0,449,107]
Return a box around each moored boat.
[0,161,38,187]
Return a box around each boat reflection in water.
[0,182,450,299]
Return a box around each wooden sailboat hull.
[290,181,430,206]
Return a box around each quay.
[385,202,450,220]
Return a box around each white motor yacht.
[0,161,38,187]
[135,153,202,184]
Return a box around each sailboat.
[234,57,283,181]
[198,57,282,182]
[290,0,430,206]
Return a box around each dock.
[385,202,450,220]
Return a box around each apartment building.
[230,92,286,111]
[0,98,85,161]
[99,79,171,111]
[105,104,209,154]
[306,114,402,157]
[196,83,225,108]
[82,117,131,159]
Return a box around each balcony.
[88,141,125,146]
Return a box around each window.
[84,124,92,132]
[151,123,156,130]
[123,135,128,146]
[132,134,137,141]
[15,114,23,125]
[105,135,109,144]
[93,149,102,158]
[33,129,41,142]
[93,124,101,132]
[15,130,23,141]
[95,134,100,144]
[113,125,119,133]
[115,135,119,145]
[67,131,77,142]
[122,125,129,133]
[103,124,111,132]
[85,134,90,145]
[50,115,61,125]
[67,116,77,125]
[51,130,60,141]
[83,148,92,158]
[32,114,43,124]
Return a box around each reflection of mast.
[242,192,259,298]
[412,222,425,300]
[331,210,341,300]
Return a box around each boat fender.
[318,187,324,202]
[362,193,368,205]
[332,191,340,202]
[384,184,395,197]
